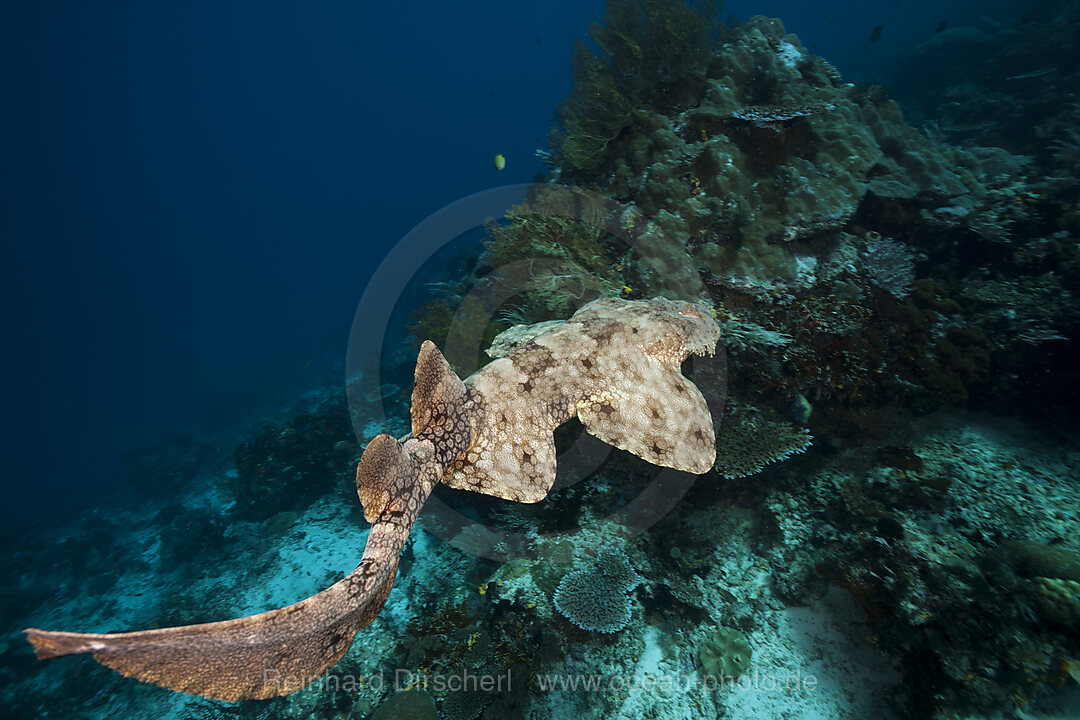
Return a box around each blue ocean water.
[1,2,597,523]
[3,1,1079,719]
[1,0,990,525]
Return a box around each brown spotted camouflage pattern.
[24,297,719,701]
[445,296,720,501]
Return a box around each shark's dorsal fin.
[410,340,467,437]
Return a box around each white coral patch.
[777,40,802,68]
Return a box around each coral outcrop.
[581,15,984,289]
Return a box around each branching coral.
[958,276,1074,345]
[718,315,793,352]
[481,188,625,321]
[552,0,727,174]
[226,393,355,521]
[552,47,635,173]
[409,187,626,354]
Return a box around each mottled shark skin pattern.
[24,296,720,701]
[445,296,721,500]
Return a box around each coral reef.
[371,689,437,720]
[551,0,726,174]
[553,547,642,633]
[225,391,357,521]
[1031,578,1080,629]
[754,414,1080,715]
[892,2,1080,166]
[599,15,984,290]
[861,236,915,299]
[699,626,753,679]
[713,404,812,479]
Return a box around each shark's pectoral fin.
[23,556,399,701]
[578,360,716,474]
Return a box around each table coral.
[553,547,641,633]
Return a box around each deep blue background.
[2,0,980,523]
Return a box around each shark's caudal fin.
[23,346,460,701]
[23,536,400,701]
[24,402,435,702]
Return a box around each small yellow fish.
[494,153,506,171]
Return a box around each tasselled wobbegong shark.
[24,296,721,701]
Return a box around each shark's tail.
[23,343,463,701]
[24,414,429,703]
[23,545,398,700]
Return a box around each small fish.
[870,25,884,43]
[1004,66,1058,81]
[935,20,947,33]
[791,394,812,424]
[494,153,506,171]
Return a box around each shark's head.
[567,296,720,367]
